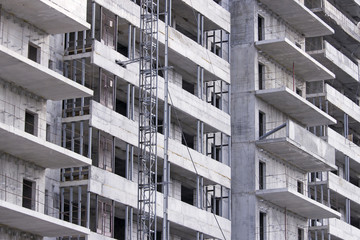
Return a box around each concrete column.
[346,198,351,224]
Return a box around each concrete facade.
[231,0,360,239]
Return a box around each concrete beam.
[0,200,90,237]
[0,45,93,100]
[256,120,336,172]
[328,173,360,207]
[259,0,334,37]
[0,122,92,168]
[256,38,335,81]
[256,188,341,219]
[256,87,336,127]
[1,0,90,34]
[328,218,360,240]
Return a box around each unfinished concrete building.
[231,0,360,239]
[0,0,231,239]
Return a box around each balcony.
[312,0,360,57]
[0,200,90,237]
[256,188,340,219]
[1,0,90,34]
[256,87,336,126]
[88,101,231,188]
[0,122,92,168]
[255,38,335,81]
[328,173,360,205]
[310,218,360,240]
[258,0,333,37]
[256,120,336,172]
[308,41,359,86]
[0,45,93,100]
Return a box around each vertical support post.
[111,200,115,238]
[346,198,351,224]
[60,188,64,220]
[78,186,82,225]
[70,186,73,223]
[131,85,135,120]
[128,24,132,58]
[127,84,131,119]
[345,155,350,182]
[95,194,98,231]
[112,137,116,173]
[125,206,129,240]
[132,26,136,60]
[86,190,90,229]
[91,2,96,39]
[130,145,134,181]
[126,144,130,180]
[88,126,93,159]
[114,76,117,112]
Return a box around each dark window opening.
[258,15,265,41]
[158,118,163,134]
[46,124,51,142]
[22,179,35,210]
[258,63,265,90]
[28,43,40,63]
[259,111,266,138]
[115,157,126,178]
[116,99,127,116]
[25,111,37,136]
[297,181,304,194]
[259,212,266,240]
[117,43,128,57]
[350,175,360,187]
[157,175,163,193]
[182,132,195,149]
[211,144,221,162]
[296,88,302,96]
[211,196,221,215]
[259,161,265,190]
[182,80,195,94]
[211,43,221,57]
[114,217,125,240]
[298,228,304,240]
[181,185,194,205]
[211,93,221,109]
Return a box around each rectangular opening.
[298,228,304,240]
[297,181,304,194]
[181,185,194,205]
[259,161,266,190]
[100,71,114,109]
[115,157,126,178]
[114,217,125,240]
[22,179,35,210]
[25,110,38,136]
[259,212,266,240]
[182,80,195,94]
[28,43,40,63]
[101,8,116,49]
[211,93,221,109]
[182,132,195,149]
[46,124,51,142]
[258,63,265,90]
[211,196,221,215]
[97,200,113,237]
[296,88,302,96]
[116,99,127,117]
[98,134,113,172]
[259,111,266,138]
[211,144,222,162]
[258,15,265,41]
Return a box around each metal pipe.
[258,122,287,140]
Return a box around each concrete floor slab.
[1,0,90,34]
[256,87,336,126]
[256,38,335,81]
[259,0,334,37]
[0,45,93,100]
[256,188,341,219]
[0,122,92,168]
[0,200,90,237]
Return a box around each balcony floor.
[1,0,90,34]
[0,200,90,237]
[256,188,341,219]
[0,45,93,100]
[0,122,91,168]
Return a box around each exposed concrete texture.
[89,100,231,187]
[179,0,230,32]
[93,0,230,83]
[92,41,231,134]
[325,84,360,125]
[328,218,360,240]
[256,38,335,81]
[0,122,92,168]
[0,0,90,34]
[0,45,93,100]
[256,188,341,218]
[256,87,336,126]
[309,41,359,85]
[259,0,334,37]
[327,128,360,166]
[328,173,360,206]
[256,120,336,172]
[0,200,90,237]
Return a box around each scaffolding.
[137,0,159,239]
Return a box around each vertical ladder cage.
[137,0,159,239]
